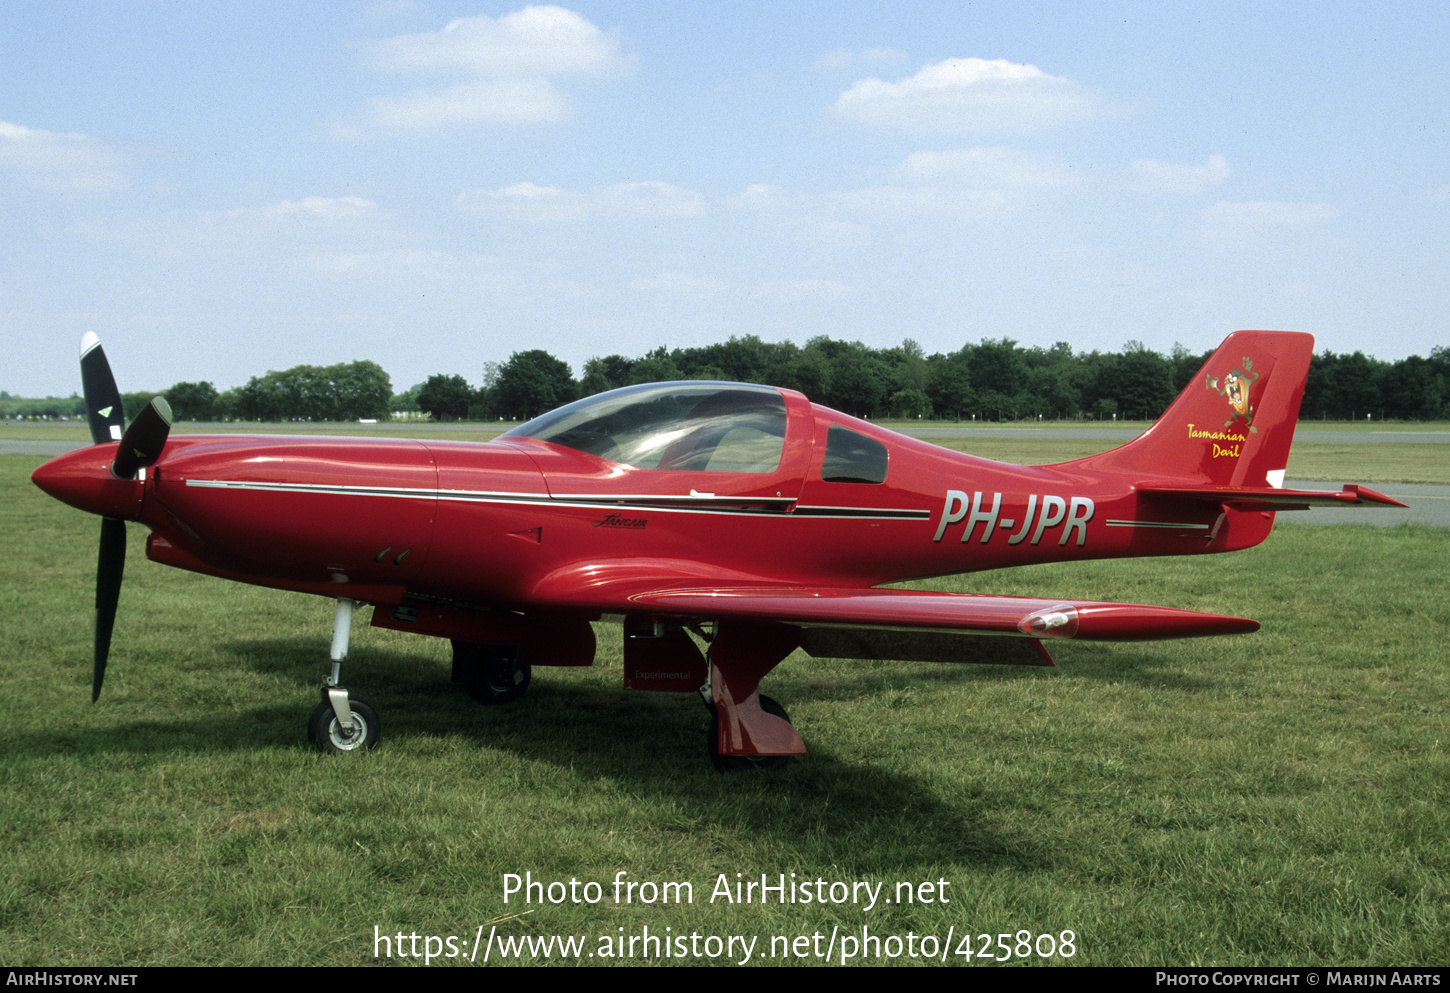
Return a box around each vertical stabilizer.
[1066,330,1314,489]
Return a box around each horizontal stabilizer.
[1140,483,1408,511]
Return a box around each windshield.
[503,382,787,473]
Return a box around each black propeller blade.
[79,332,125,446]
[112,396,173,480]
[78,335,173,702]
[94,517,126,702]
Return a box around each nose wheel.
[308,697,379,753]
[308,598,381,755]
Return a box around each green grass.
[2,454,1446,966]
[1282,444,1449,485]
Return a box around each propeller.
[78,334,172,701]
[80,332,125,446]
[112,395,173,481]
[95,517,126,702]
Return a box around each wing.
[528,567,1258,667]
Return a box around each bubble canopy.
[502,382,788,474]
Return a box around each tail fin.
[1069,330,1313,488]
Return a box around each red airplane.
[32,330,1404,769]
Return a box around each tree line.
[3,360,394,423]
[411,335,1450,424]
[6,336,1446,424]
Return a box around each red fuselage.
[34,396,1245,617]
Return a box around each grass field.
[2,450,1447,967]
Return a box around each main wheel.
[308,699,380,754]
[707,695,791,772]
[452,642,531,704]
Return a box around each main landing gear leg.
[307,598,380,754]
[702,620,804,772]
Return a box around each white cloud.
[728,183,791,209]
[0,120,128,194]
[363,5,630,77]
[348,6,631,135]
[221,196,380,223]
[266,195,379,219]
[495,180,565,199]
[1132,155,1231,194]
[834,57,1116,133]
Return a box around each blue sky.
[4,1,1447,398]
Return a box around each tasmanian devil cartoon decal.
[1206,355,1262,433]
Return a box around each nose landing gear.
[307,598,380,755]
[308,696,380,753]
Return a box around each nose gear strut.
[307,598,380,754]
